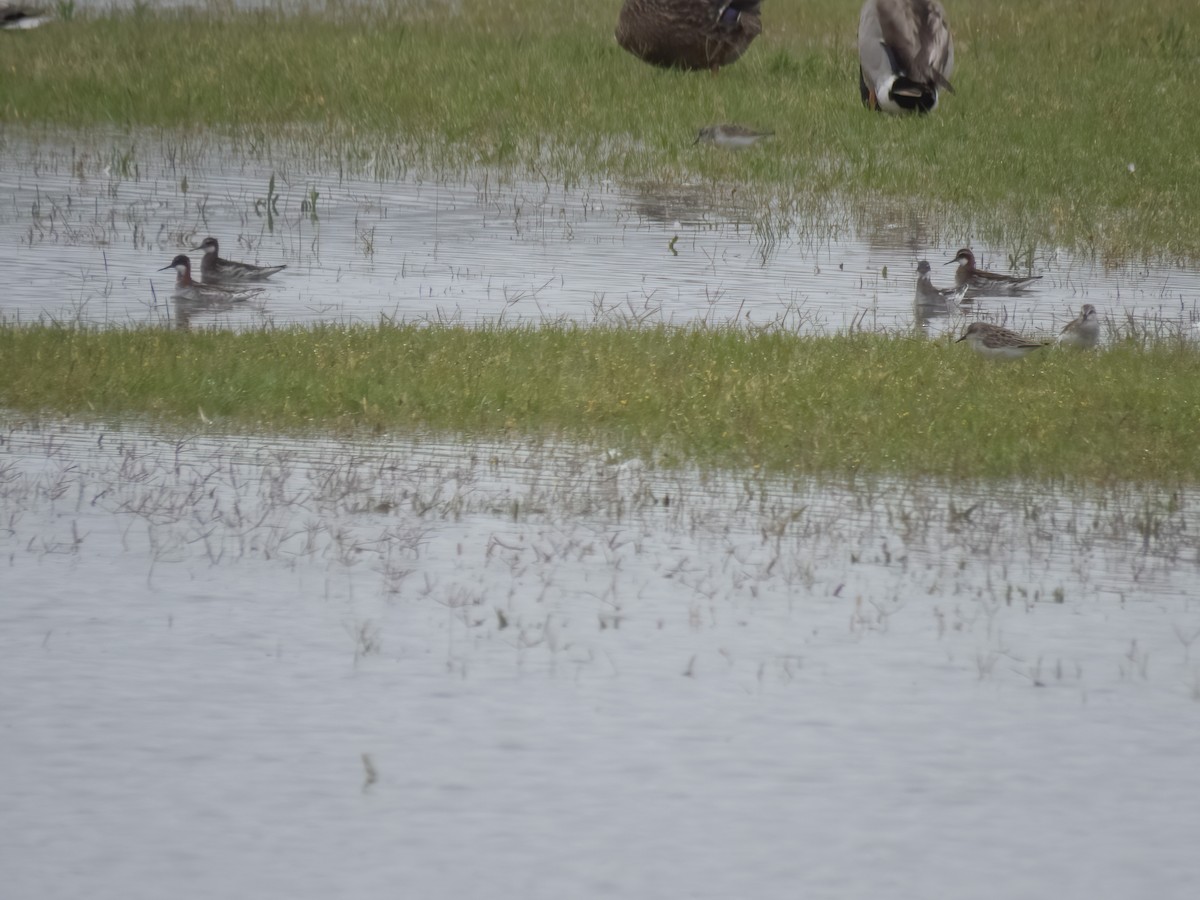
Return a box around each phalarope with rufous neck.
[192,236,287,284]
[159,255,265,303]
[948,248,1042,295]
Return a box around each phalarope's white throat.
[956,321,1048,360]
[858,0,955,114]
[192,236,287,283]
[1058,304,1101,350]
[159,254,265,303]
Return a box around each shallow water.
[3,129,1199,338]
[3,417,1200,899]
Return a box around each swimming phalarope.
[956,321,1048,360]
[694,124,775,148]
[1058,304,1101,350]
[913,259,966,320]
[858,0,954,114]
[615,1,764,74]
[948,248,1042,295]
[192,236,286,283]
[159,255,265,303]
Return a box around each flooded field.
[3,416,1200,899]
[3,129,1200,337]
[6,2,1200,895]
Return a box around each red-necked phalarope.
[159,255,265,303]
[615,1,763,74]
[192,236,286,283]
[956,321,1048,360]
[858,0,954,114]
[948,248,1042,295]
[1059,304,1101,350]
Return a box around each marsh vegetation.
[5,6,1200,893]
[2,0,1199,257]
[4,322,1199,481]
[4,417,1200,898]
[2,4,1199,483]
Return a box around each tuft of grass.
[2,322,1199,482]
[0,1,1198,257]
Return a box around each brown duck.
[616,1,764,74]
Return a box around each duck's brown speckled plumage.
[616,1,764,73]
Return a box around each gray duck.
[858,0,954,113]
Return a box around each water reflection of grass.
[3,322,1198,481]
[1,1,1197,257]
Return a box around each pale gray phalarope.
[913,259,967,322]
[1058,304,1101,349]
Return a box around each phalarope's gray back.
[948,248,1042,295]
[192,237,287,284]
[956,321,1048,360]
[1059,304,1101,350]
[159,254,265,303]
[694,124,774,148]
[858,0,954,114]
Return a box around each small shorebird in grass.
[159,255,265,303]
[948,248,1042,295]
[192,236,286,283]
[858,0,954,114]
[694,124,774,148]
[1058,303,1101,350]
[956,321,1048,360]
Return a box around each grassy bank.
[3,323,1198,481]
[1,2,1198,258]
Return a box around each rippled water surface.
[3,417,1200,899]
[4,130,1200,337]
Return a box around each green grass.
[1,1,1199,258]
[4,3,1199,478]
[3,322,1199,482]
